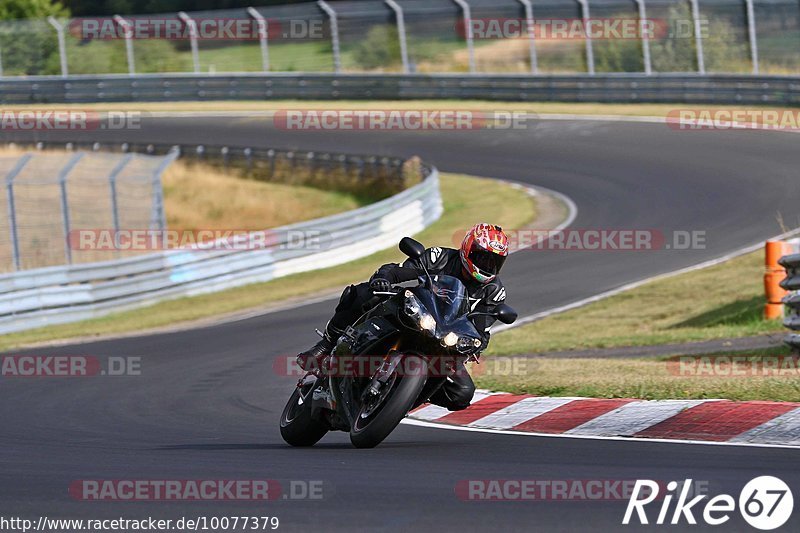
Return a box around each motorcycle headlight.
[442,332,459,347]
[419,314,437,332]
[404,290,436,334]
[442,333,481,350]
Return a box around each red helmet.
[460,223,509,284]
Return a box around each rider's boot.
[296,322,343,372]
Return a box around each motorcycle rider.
[297,223,510,411]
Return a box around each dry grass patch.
[162,161,364,231]
[0,101,788,120]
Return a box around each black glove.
[369,277,392,293]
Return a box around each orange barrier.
[765,240,789,319]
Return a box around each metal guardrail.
[780,253,800,350]
[0,163,442,334]
[1,73,798,106]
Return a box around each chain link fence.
[0,0,797,77]
[0,149,175,272]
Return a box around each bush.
[592,4,749,73]
[350,25,401,70]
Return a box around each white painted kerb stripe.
[469,397,575,429]
[729,406,800,445]
[566,400,710,437]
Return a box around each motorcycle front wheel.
[280,380,329,447]
[349,354,427,449]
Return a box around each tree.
[0,0,70,75]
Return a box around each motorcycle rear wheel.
[349,355,427,449]
[280,382,329,447]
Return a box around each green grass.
[474,346,800,401]
[198,41,335,73]
[0,172,535,351]
[478,250,795,402]
[488,251,786,356]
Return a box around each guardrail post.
[452,0,476,73]
[58,153,85,265]
[634,0,652,75]
[244,147,253,170]
[4,153,33,271]
[317,1,342,73]
[113,15,136,75]
[151,149,179,236]
[689,0,705,73]
[247,7,271,72]
[221,146,230,169]
[517,0,538,74]
[576,0,595,75]
[47,16,69,77]
[744,0,759,74]
[108,154,133,245]
[385,0,410,73]
[178,11,200,73]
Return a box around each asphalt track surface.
[2,117,799,531]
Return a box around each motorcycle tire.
[280,382,329,447]
[349,354,427,449]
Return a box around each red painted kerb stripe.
[635,401,797,441]
[512,398,635,433]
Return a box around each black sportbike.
[280,237,517,448]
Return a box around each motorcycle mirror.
[399,237,425,260]
[494,304,518,325]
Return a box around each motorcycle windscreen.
[419,275,470,324]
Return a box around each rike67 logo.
[623,476,793,530]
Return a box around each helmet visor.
[468,247,506,276]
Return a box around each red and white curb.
[406,391,800,447]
